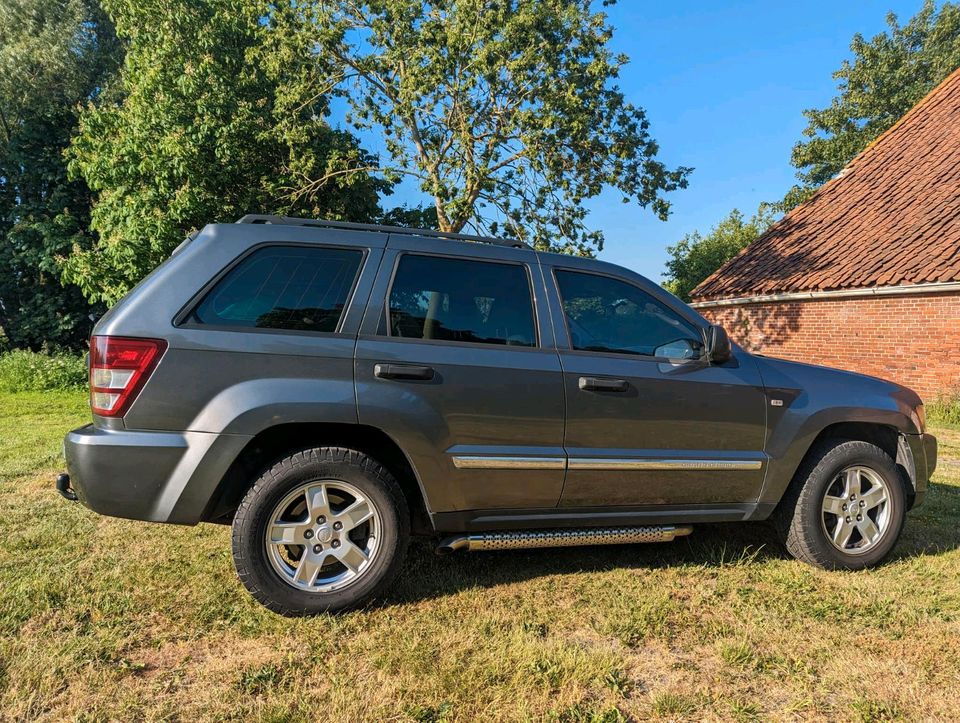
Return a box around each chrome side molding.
[567,458,763,471]
[451,455,762,471]
[436,525,693,554]
[451,456,566,470]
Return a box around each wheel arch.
[770,420,917,519]
[201,422,434,534]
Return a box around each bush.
[0,350,87,392]
[928,394,960,429]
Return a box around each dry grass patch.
[1,393,958,720]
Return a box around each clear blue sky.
[340,0,924,281]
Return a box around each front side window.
[190,245,363,332]
[388,255,536,347]
[555,270,704,359]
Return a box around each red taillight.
[89,336,167,417]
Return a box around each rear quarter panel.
[99,223,385,435]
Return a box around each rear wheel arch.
[202,422,432,534]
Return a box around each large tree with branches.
[294,0,689,253]
[0,0,119,349]
[67,0,389,305]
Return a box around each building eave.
[690,281,960,309]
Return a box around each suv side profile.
[58,216,938,615]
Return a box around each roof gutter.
[690,280,960,309]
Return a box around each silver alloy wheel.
[265,479,381,592]
[820,465,891,555]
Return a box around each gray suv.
[58,216,938,615]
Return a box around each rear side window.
[190,245,363,332]
[388,255,536,347]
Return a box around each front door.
[355,237,566,513]
[544,262,768,507]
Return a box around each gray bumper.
[63,424,251,524]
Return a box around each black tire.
[231,447,409,616]
[776,439,907,570]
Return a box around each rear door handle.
[374,363,435,381]
[578,376,628,392]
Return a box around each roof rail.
[235,214,531,250]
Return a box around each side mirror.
[707,324,732,364]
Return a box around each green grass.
[1,390,959,720]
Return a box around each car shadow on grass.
[384,521,785,606]
[383,483,960,607]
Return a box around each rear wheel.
[232,447,409,615]
[777,439,906,570]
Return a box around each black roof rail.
[235,214,531,250]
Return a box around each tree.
[783,0,960,210]
[0,0,119,350]
[662,206,775,302]
[289,0,689,254]
[66,0,390,306]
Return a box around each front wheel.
[231,447,409,615]
[777,439,906,570]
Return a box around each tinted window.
[555,270,704,359]
[388,255,536,347]
[191,246,363,332]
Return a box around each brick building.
[691,68,960,401]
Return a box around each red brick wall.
[696,292,960,401]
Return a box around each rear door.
[543,259,768,508]
[355,236,565,513]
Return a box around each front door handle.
[579,376,628,392]
[375,363,435,381]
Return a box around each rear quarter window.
[188,245,363,332]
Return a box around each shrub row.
[928,395,960,429]
[0,350,88,392]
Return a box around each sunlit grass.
[1,391,958,720]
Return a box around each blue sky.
[590,0,922,281]
[342,0,924,281]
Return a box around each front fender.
[753,356,921,506]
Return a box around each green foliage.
[0,350,87,392]
[0,0,118,350]
[66,0,390,305]
[928,395,960,428]
[293,0,689,253]
[662,206,776,301]
[784,1,960,211]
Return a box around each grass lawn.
[1,391,958,721]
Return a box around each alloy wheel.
[820,465,891,555]
[264,479,382,592]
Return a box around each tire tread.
[777,438,905,570]
[231,446,409,616]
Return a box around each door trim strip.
[451,455,763,471]
[567,458,763,471]
[452,456,566,470]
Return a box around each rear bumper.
[62,424,251,524]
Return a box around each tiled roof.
[692,67,960,301]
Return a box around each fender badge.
[770,399,784,407]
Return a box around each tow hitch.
[56,473,78,501]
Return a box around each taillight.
[89,336,167,417]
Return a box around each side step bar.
[436,525,692,554]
